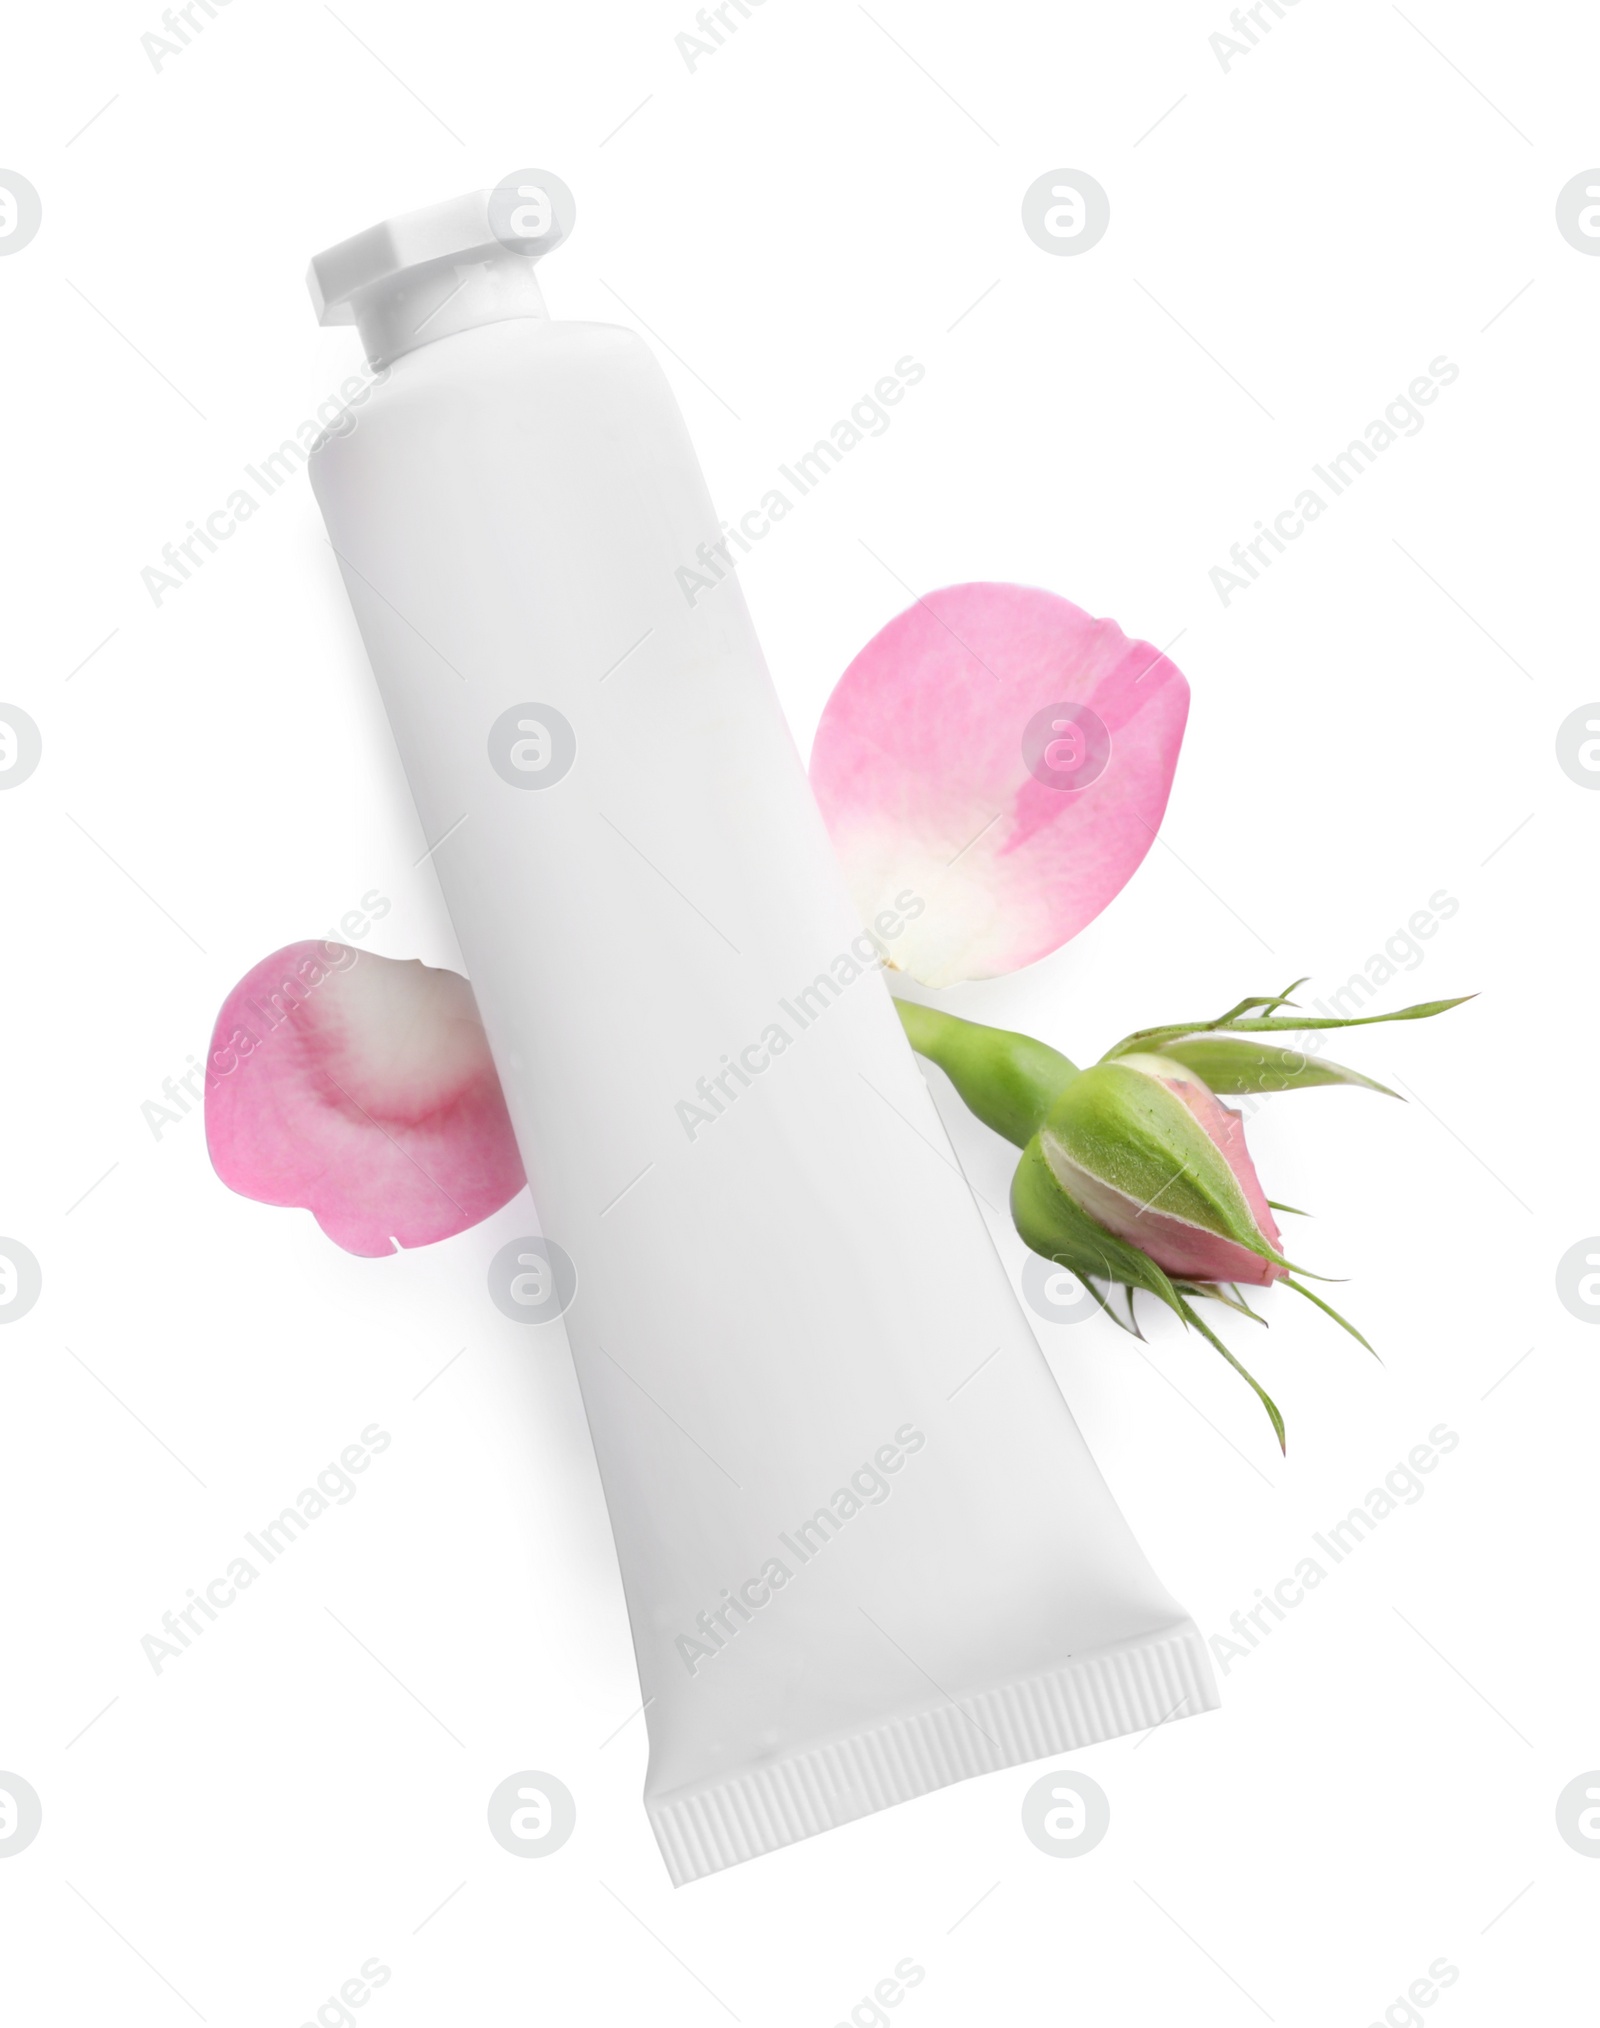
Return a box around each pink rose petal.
[205,941,525,1257]
[809,583,1189,986]
[1104,1062,1286,1287]
[1161,1067,1284,1269]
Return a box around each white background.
[2,0,1596,2021]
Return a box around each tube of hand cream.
[305,188,1217,1884]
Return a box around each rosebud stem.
[892,1000,1079,1147]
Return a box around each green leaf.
[1152,1033,1398,1098]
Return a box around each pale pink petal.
[1131,1063,1285,1286]
[1046,1144,1283,1287]
[809,583,1189,986]
[1115,1200,1279,1287]
[205,942,525,1257]
[1162,1069,1283,1252]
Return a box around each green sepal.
[1041,1056,1302,1276]
[1013,1140,1289,1452]
[1010,1135,1187,1322]
[1102,991,1473,1063]
[894,999,1079,1148]
[1084,1277,1145,1340]
[1283,1275,1378,1359]
[1175,1294,1287,1453]
[1177,1280,1266,1326]
[1151,1033,1398,1098]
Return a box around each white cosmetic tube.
[306,190,1217,1884]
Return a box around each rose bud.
[896,985,1472,1450]
[1034,1052,1291,1288]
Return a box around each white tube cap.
[307,177,576,364]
